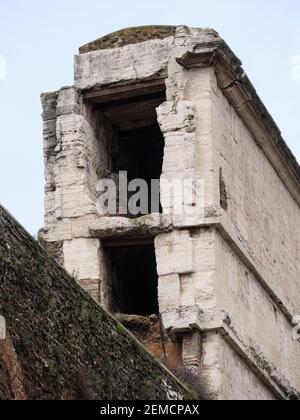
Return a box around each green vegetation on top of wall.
[79,26,176,54]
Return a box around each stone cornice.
[179,211,297,325]
[177,41,300,208]
[211,314,300,400]
[161,306,300,399]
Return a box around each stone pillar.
[40,87,107,304]
[155,29,220,385]
[157,101,201,227]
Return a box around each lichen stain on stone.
[79,26,176,54]
[219,167,229,211]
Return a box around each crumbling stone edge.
[221,314,300,401]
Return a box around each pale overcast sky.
[0,0,299,234]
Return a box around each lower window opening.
[106,243,159,316]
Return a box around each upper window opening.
[86,81,166,217]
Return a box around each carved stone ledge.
[89,214,173,240]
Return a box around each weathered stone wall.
[40,25,300,400]
[0,205,193,400]
[219,337,277,400]
[216,232,300,396]
[75,37,173,90]
[41,87,118,303]
[156,49,300,399]
[192,65,300,398]
[212,73,300,314]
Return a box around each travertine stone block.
[160,305,202,332]
[43,119,58,151]
[63,238,101,281]
[71,214,98,238]
[74,37,173,90]
[40,26,300,400]
[89,214,173,239]
[155,230,194,276]
[56,87,81,117]
[162,132,196,174]
[182,331,202,374]
[40,218,72,243]
[157,101,196,134]
[158,274,181,312]
[41,92,59,121]
[50,114,100,218]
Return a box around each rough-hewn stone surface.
[74,26,219,91]
[75,37,173,91]
[158,63,300,399]
[89,214,173,239]
[41,25,300,400]
[0,205,193,400]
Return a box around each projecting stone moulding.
[176,42,300,207]
[89,214,173,240]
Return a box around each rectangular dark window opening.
[116,125,164,215]
[91,82,166,216]
[106,244,159,316]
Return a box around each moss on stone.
[0,204,193,400]
[79,25,176,54]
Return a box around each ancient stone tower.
[41,26,300,400]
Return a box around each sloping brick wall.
[0,205,193,400]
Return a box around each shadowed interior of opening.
[115,125,164,214]
[106,244,159,316]
[117,125,164,183]
[92,84,166,216]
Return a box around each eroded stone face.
[75,37,173,90]
[89,214,173,239]
[41,26,300,400]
